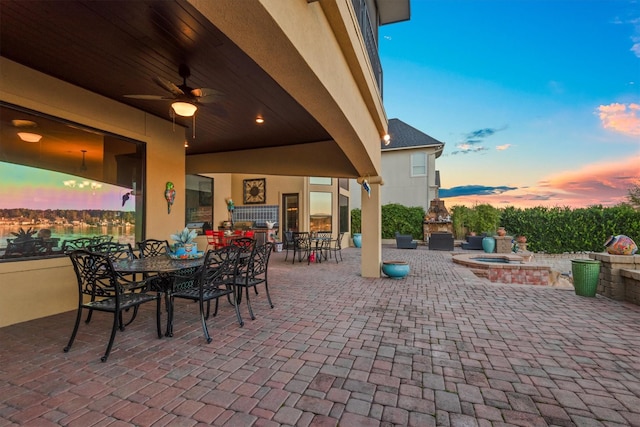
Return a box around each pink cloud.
[597,103,640,136]
[444,155,640,209]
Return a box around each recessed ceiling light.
[255,116,265,124]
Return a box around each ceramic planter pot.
[482,236,496,253]
[604,235,638,255]
[352,233,362,248]
[381,261,410,279]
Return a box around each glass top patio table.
[113,254,205,337]
[113,254,203,274]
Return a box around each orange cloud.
[597,103,640,136]
[442,155,640,209]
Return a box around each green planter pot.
[352,233,362,248]
[571,259,600,297]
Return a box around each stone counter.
[589,252,640,302]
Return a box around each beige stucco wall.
[352,148,440,212]
[0,58,186,327]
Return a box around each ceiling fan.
[124,64,223,116]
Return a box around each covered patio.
[2,247,639,426]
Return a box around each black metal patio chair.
[229,242,274,321]
[326,231,345,263]
[65,249,162,362]
[137,239,170,258]
[291,232,310,264]
[169,245,243,342]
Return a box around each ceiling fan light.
[171,102,197,117]
[17,132,43,142]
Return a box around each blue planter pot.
[381,261,410,279]
[352,233,362,248]
[482,237,496,253]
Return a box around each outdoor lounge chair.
[461,234,485,250]
[395,232,417,249]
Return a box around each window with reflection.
[310,191,332,232]
[186,175,213,227]
[411,152,426,176]
[310,177,332,185]
[0,103,145,261]
[339,194,349,233]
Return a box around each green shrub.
[500,205,640,253]
[350,208,361,236]
[354,202,640,253]
[351,204,425,239]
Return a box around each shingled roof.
[382,118,445,157]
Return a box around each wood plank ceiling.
[0,0,331,158]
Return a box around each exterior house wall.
[351,148,440,212]
[381,149,429,210]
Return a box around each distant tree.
[628,181,640,210]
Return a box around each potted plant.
[10,227,38,243]
[170,227,198,255]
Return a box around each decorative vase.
[352,233,362,248]
[381,261,410,279]
[604,235,638,255]
[497,227,506,237]
[482,236,496,253]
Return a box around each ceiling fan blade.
[153,75,184,96]
[192,88,224,103]
[123,94,173,100]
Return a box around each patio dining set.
[282,231,345,265]
[64,236,274,362]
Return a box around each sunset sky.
[379,0,639,209]
[0,162,135,211]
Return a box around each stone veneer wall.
[486,267,549,285]
[589,253,640,301]
[622,269,640,305]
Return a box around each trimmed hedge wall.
[350,204,425,240]
[352,203,640,254]
[500,205,640,253]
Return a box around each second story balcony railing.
[351,0,383,96]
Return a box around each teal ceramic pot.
[482,236,496,253]
[381,261,410,279]
[352,233,362,248]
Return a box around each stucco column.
[360,181,382,278]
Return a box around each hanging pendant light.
[171,102,197,117]
[170,102,197,139]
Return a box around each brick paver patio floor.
[1,246,639,426]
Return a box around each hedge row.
[351,204,640,254]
